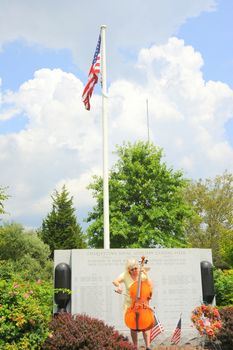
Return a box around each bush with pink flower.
[0,276,53,349]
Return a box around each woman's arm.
[112,275,124,294]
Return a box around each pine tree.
[40,185,86,256]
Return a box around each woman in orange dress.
[113,258,153,350]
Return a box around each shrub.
[0,223,53,282]
[42,313,135,350]
[218,307,233,350]
[214,269,233,306]
[0,277,53,349]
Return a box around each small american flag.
[82,34,101,110]
[171,317,181,344]
[150,315,165,342]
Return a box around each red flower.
[198,319,204,327]
[213,309,220,317]
[214,321,222,329]
[206,329,214,337]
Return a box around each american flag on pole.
[171,317,181,345]
[150,314,165,342]
[82,34,101,110]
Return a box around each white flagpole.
[100,25,110,249]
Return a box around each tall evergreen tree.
[86,141,192,248]
[40,185,86,256]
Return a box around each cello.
[124,256,155,331]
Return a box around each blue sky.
[0,0,232,228]
[178,0,233,147]
[179,0,233,88]
[0,42,78,91]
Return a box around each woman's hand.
[141,267,148,278]
[113,277,123,294]
[115,286,123,294]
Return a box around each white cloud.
[0,0,216,79]
[1,37,233,228]
[0,107,21,121]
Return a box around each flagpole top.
[101,25,107,29]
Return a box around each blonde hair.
[126,258,139,271]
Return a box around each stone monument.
[54,248,213,346]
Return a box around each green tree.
[0,186,9,217]
[214,269,233,306]
[0,222,52,281]
[40,185,86,256]
[87,141,192,248]
[184,171,233,268]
